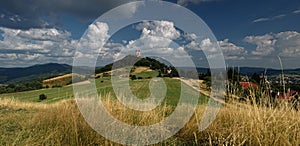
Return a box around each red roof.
[277,90,298,100]
[239,82,258,89]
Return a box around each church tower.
[135,50,141,57]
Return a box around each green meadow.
[0,70,299,145]
[0,76,208,105]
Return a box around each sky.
[0,0,300,69]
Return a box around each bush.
[163,74,170,77]
[39,94,47,100]
[137,77,143,80]
[157,71,162,77]
[130,75,137,80]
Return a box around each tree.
[170,66,179,77]
[130,75,137,80]
[251,72,261,84]
[205,68,211,76]
[7,84,16,89]
[39,94,47,100]
[157,71,162,77]
[227,68,240,82]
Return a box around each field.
[1,73,300,145]
[0,84,74,103]
[1,95,300,145]
[0,68,206,105]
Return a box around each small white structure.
[135,50,141,57]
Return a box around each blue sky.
[0,0,300,68]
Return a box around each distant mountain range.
[188,67,300,76]
[0,63,72,84]
[1,61,300,84]
[229,67,300,76]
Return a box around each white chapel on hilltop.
[135,50,141,57]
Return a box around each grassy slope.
[0,67,206,105]
[132,67,159,78]
[0,67,160,103]
[1,68,300,145]
[0,98,299,145]
[0,85,74,103]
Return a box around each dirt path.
[69,80,91,86]
[180,78,226,104]
[180,79,210,97]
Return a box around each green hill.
[96,55,179,77]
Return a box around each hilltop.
[96,55,170,73]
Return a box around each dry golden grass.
[132,67,153,74]
[1,95,300,145]
[43,74,75,82]
[42,73,80,88]
[201,102,300,145]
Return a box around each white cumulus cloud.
[244,31,300,57]
[136,21,180,40]
[185,38,247,60]
[125,20,181,56]
[75,22,112,66]
[0,26,75,66]
[244,34,276,56]
[218,39,247,60]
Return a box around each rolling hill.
[195,67,300,76]
[231,67,300,76]
[0,63,72,84]
[2,57,300,85]
[95,55,169,74]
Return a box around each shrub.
[39,94,47,100]
[157,71,162,77]
[163,74,170,77]
[137,77,143,80]
[130,75,137,80]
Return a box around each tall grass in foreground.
[0,95,300,145]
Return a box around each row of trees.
[0,80,43,94]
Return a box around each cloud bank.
[0,0,137,29]
[1,18,300,68]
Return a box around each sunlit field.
[1,95,299,145]
[1,76,300,145]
